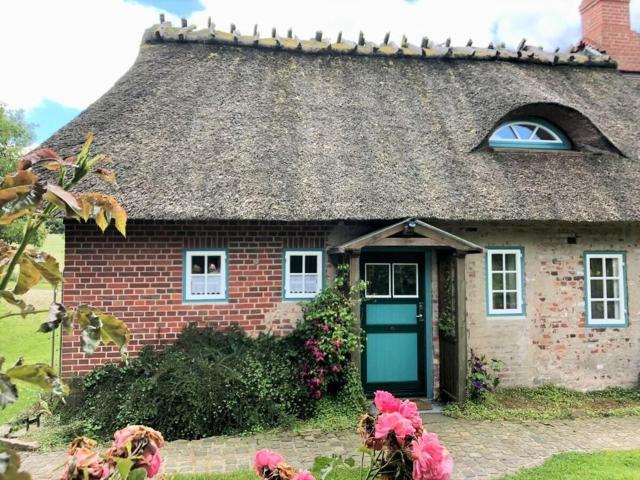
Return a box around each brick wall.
[62,220,331,376]
[580,0,640,73]
[439,222,640,390]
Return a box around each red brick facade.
[580,0,640,73]
[62,221,332,376]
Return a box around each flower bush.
[60,425,164,480]
[254,449,315,480]
[468,350,504,401]
[297,264,363,399]
[254,391,452,480]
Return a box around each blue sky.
[1,0,638,146]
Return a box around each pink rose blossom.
[374,412,416,444]
[142,446,162,478]
[374,390,401,413]
[253,449,285,475]
[398,399,423,431]
[293,469,316,480]
[411,433,453,480]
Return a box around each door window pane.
[393,264,418,297]
[365,264,390,297]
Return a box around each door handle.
[417,302,425,322]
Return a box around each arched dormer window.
[489,118,571,151]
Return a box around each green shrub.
[58,324,352,441]
[0,217,46,246]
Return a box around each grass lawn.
[0,234,64,425]
[167,451,640,480]
[443,385,640,421]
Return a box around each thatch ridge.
[44,26,640,223]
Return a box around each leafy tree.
[0,104,47,247]
[0,134,132,479]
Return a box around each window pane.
[191,255,205,274]
[305,255,318,274]
[605,258,618,277]
[494,126,516,140]
[366,264,390,296]
[505,272,517,290]
[532,127,555,141]
[207,256,221,273]
[492,273,503,290]
[289,274,304,293]
[206,275,221,294]
[191,276,205,295]
[304,274,319,294]
[589,258,603,277]
[590,280,604,299]
[491,254,503,271]
[606,301,620,320]
[505,292,517,309]
[393,264,417,297]
[290,255,303,274]
[513,124,535,140]
[505,253,517,271]
[492,292,504,310]
[591,301,605,320]
[606,279,619,299]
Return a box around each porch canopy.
[328,218,483,254]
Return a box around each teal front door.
[361,252,427,396]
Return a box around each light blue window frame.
[583,251,628,328]
[282,249,324,300]
[485,247,526,317]
[182,249,229,303]
[489,117,571,150]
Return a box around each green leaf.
[0,290,30,315]
[45,184,81,213]
[39,303,72,334]
[128,467,148,480]
[12,257,40,295]
[0,208,30,225]
[0,444,33,479]
[24,251,63,288]
[6,362,68,397]
[0,373,18,408]
[114,457,134,479]
[0,172,37,208]
[73,305,130,357]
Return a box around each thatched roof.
[45,19,640,223]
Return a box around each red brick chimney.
[580,0,640,72]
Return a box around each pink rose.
[293,469,316,480]
[374,412,416,444]
[398,399,423,431]
[411,433,453,480]
[253,449,285,475]
[113,428,135,450]
[142,447,162,478]
[374,390,401,413]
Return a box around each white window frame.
[487,248,524,316]
[364,263,392,299]
[392,263,419,298]
[284,250,323,299]
[184,250,227,302]
[585,252,627,327]
[490,121,564,145]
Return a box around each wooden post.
[455,253,468,404]
[349,250,362,371]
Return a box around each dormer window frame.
[489,117,572,151]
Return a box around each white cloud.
[1,0,638,114]
[0,0,178,110]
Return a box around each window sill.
[486,314,526,320]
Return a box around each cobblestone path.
[19,415,640,479]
